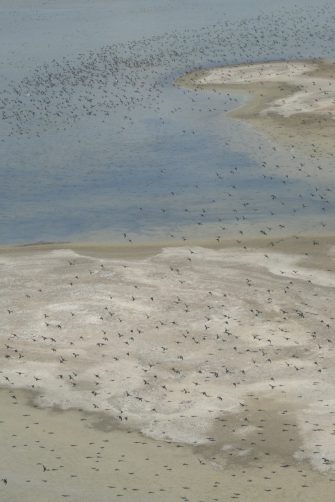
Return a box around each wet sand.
[2,388,335,502]
[2,233,334,260]
[176,59,335,157]
[1,236,335,499]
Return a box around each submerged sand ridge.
[1,240,335,477]
[177,59,335,156]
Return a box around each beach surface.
[176,59,335,157]
[1,236,335,499]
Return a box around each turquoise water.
[1,0,335,244]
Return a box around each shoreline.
[176,58,335,157]
[1,232,335,260]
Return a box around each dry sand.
[176,59,335,157]
[1,236,335,499]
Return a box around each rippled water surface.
[1,0,335,244]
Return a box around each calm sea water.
[1,0,335,245]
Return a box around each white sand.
[194,60,335,119]
[1,241,335,476]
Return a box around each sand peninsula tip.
[176,59,335,156]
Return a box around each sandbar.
[176,59,335,157]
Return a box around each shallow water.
[1,0,335,244]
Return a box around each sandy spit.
[176,59,335,157]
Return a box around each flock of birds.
[1,1,335,500]
[1,3,335,245]
[0,4,334,136]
